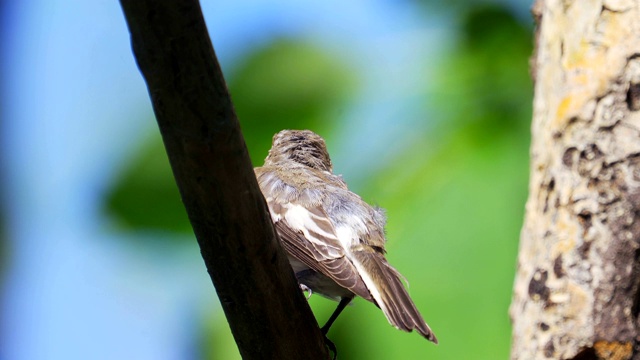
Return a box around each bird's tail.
[352,250,438,344]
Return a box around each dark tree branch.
[119,1,329,359]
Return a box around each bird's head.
[265,129,333,172]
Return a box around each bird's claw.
[324,334,337,360]
[300,284,312,299]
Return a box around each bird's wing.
[268,200,373,301]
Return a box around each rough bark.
[119,2,329,359]
[510,1,640,359]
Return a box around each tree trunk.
[119,1,330,359]
[510,1,640,359]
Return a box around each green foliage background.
[105,4,533,359]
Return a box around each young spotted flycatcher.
[255,129,437,343]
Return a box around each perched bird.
[255,129,437,344]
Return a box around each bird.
[254,129,437,344]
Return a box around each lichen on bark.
[511,1,640,359]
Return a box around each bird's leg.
[321,296,352,335]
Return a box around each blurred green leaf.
[354,129,529,359]
[103,38,356,235]
[103,133,192,235]
[429,5,533,143]
[310,5,533,359]
[229,38,357,165]
[201,310,242,360]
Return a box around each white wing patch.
[334,215,367,248]
[334,224,360,248]
[283,203,338,246]
[348,253,389,325]
[269,202,345,260]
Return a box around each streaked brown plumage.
[255,129,437,343]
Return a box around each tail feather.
[352,249,438,344]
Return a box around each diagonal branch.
[119,1,329,359]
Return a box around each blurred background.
[0,0,533,359]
